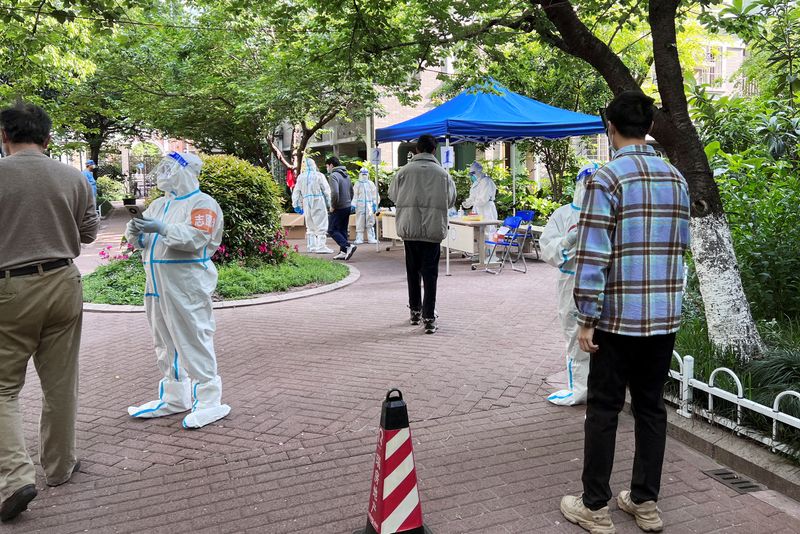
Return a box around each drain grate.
[702,468,763,494]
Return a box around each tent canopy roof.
[376,81,605,144]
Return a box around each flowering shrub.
[98,242,136,262]
[212,229,295,265]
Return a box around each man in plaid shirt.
[560,91,690,534]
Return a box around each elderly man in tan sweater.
[0,102,97,522]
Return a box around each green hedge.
[145,154,287,264]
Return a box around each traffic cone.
[354,389,432,534]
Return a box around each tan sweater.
[0,149,98,270]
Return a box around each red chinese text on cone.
[354,389,431,534]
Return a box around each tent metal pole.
[511,142,517,215]
[368,114,380,253]
[445,136,451,277]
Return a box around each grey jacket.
[328,166,353,210]
[389,153,456,243]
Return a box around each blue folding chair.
[511,210,539,262]
[484,215,524,274]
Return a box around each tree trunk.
[530,0,764,358]
[648,0,764,358]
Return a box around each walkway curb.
[649,404,800,502]
[84,263,360,314]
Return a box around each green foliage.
[82,254,147,305]
[708,0,800,104]
[82,253,348,305]
[479,160,561,220]
[96,176,126,202]
[198,154,286,264]
[697,90,800,321]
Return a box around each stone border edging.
[84,263,360,313]
[625,400,800,502]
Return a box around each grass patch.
[83,253,349,305]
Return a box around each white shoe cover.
[181,377,231,429]
[182,404,231,428]
[316,235,334,254]
[354,239,364,245]
[128,378,192,418]
[306,234,318,253]
[367,228,378,244]
[547,389,585,406]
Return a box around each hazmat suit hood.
[469,161,484,180]
[150,151,203,197]
[358,167,370,182]
[303,158,320,177]
[572,163,598,210]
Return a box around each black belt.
[4,259,72,278]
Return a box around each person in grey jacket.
[325,156,357,260]
[388,134,456,334]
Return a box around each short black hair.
[0,101,52,145]
[325,156,340,166]
[605,91,655,139]
[416,134,437,154]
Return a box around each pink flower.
[105,245,113,250]
[258,243,268,253]
[293,245,299,252]
[126,243,135,251]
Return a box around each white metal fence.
[667,351,800,454]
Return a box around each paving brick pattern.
[6,227,800,533]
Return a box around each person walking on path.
[0,102,98,522]
[389,134,456,334]
[82,160,97,200]
[326,156,357,260]
[292,157,333,254]
[559,91,691,534]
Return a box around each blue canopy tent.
[375,82,605,274]
[375,81,605,144]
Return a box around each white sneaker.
[344,244,358,260]
[333,251,346,260]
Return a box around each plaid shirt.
[574,144,690,336]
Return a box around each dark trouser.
[582,329,676,510]
[403,241,441,320]
[328,207,351,252]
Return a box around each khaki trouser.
[0,263,82,500]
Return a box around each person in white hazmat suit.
[351,167,380,244]
[125,151,231,428]
[462,161,498,237]
[539,163,598,406]
[292,157,333,253]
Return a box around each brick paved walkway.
[6,214,800,533]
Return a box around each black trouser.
[328,207,351,252]
[403,241,441,320]
[582,329,676,510]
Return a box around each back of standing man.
[0,102,98,522]
[559,90,690,534]
[326,156,357,260]
[389,134,456,334]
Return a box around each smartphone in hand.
[126,205,144,219]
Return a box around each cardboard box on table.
[281,213,359,240]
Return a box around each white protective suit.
[538,163,597,406]
[291,158,333,253]
[352,167,380,244]
[125,151,231,428]
[462,161,498,236]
